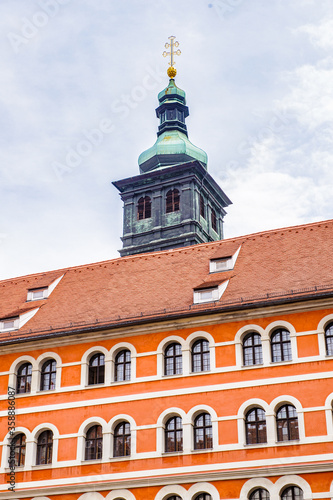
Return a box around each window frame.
[243,333,263,366]
[193,412,213,450]
[40,359,57,391]
[271,328,292,362]
[211,209,217,232]
[11,433,26,467]
[281,487,303,500]
[0,317,19,332]
[113,421,131,457]
[249,489,270,500]
[199,194,205,218]
[85,425,103,461]
[36,430,53,465]
[191,339,210,373]
[325,322,333,356]
[16,362,32,394]
[276,404,299,442]
[115,349,131,382]
[137,196,152,220]
[165,416,183,453]
[164,342,182,376]
[166,189,180,213]
[88,353,105,385]
[245,407,267,445]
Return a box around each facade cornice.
[2,462,333,499]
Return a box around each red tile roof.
[1,219,333,343]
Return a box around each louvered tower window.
[137,196,151,220]
[166,189,180,213]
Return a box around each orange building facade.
[0,220,333,500]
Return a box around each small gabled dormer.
[0,317,19,332]
[26,275,63,302]
[209,246,241,273]
[193,280,229,304]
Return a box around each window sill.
[191,448,214,453]
[32,464,53,469]
[162,451,183,456]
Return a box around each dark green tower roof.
[138,78,208,173]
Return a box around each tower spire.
[163,35,181,79]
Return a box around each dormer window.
[210,257,233,273]
[209,246,241,273]
[0,317,19,332]
[27,287,48,301]
[193,280,229,304]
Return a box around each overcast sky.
[1,0,332,279]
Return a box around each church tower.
[113,37,231,257]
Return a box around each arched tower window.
[166,189,180,213]
[211,209,217,232]
[137,196,151,220]
[200,195,205,218]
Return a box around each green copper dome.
[138,79,208,174]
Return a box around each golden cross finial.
[163,36,181,78]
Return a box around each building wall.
[0,303,332,498]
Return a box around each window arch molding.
[81,346,110,387]
[324,392,333,437]
[32,423,59,466]
[235,326,267,368]
[157,336,185,377]
[317,315,333,357]
[156,408,187,454]
[1,427,32,469]
[275,476,312,500]
[188,405,218,451]
[186,332,216,373]
[31,497,52,500]
[8,355,37,394]
[154,485,188,500]
[239,478,274,500]
[109,343,137,383]
[36,352,62,391]
[270,396,305,441]
[77,417,108,461]
[265,321,297,362]
[77,494,105,500]
[105,490,136,500]
[108,414,137,458]
[188,482,220,500]
[237,399,272,446]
